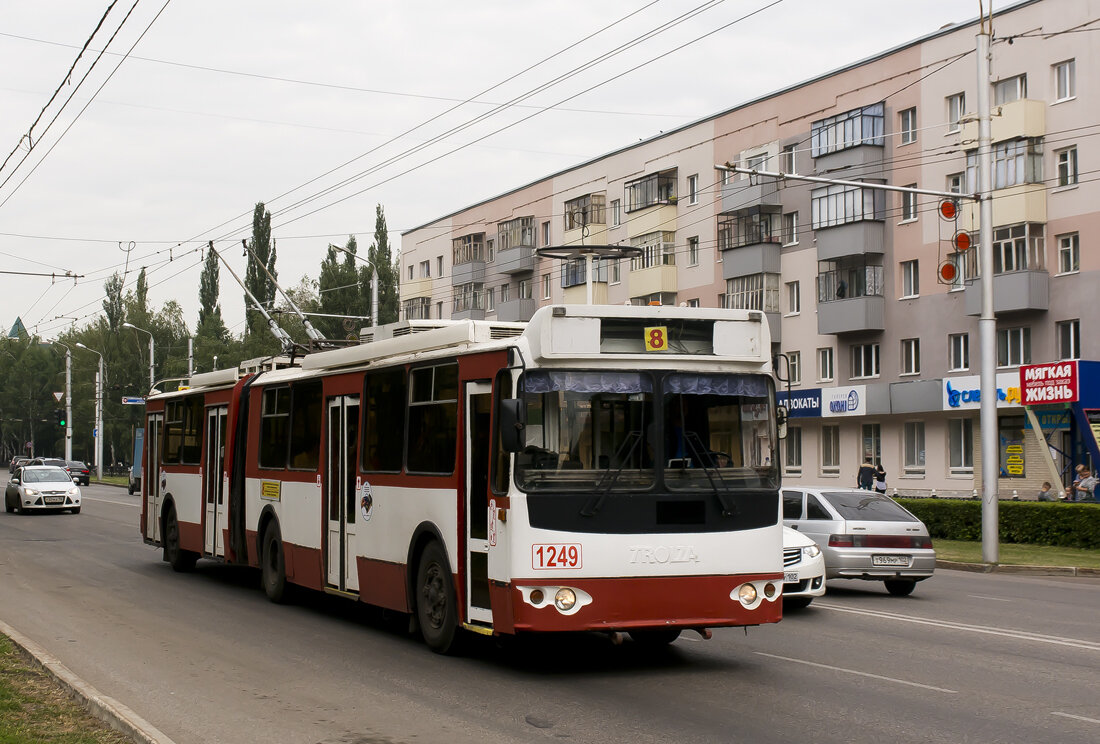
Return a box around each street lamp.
[121,322,154,393]
[75,342,104,481]
[329,244,379,327]
[48,339,73,461]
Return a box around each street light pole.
[330,244,380,328]
[122,322,154,393]
[49,340,73,461]
[76,343,104,481]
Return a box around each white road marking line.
[966,594,1013,602]
[815,602,1100,652]
[755,652,957,693]
[82,496,139,508]
[1051,712,1100,724]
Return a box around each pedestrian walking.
[857,456,876,491]
[1037,481,1055,501]
[873,464,887,494]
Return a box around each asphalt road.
[1,484,1098,744]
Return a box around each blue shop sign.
[778,388,821,418]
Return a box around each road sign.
[53,391,64,402]
[121,396,145,405]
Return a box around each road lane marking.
[82,496,139,508]
[816,602,1100,652]
[1052,712,1100,724]
[755,652,957,693]
[966,594,1013,602]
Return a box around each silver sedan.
[5,465,82,514]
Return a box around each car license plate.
[872,554,911,567]
[43,496,64,504]
[784,572,799,583]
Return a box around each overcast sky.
[0,0,1014,340]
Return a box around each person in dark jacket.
[857,458,876,490]
[874,464,887,493]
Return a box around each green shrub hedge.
[897,498,1100,550]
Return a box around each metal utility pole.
[64,347,72,461]
[977,21,999,563]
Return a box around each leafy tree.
[317,236,364,340]
[197,244,226,334]
[102,273,125,330]
[243,203,279,356]
[367,204,399,324]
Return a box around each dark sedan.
[65,461,91,486]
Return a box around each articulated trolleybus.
[140,305,783,652]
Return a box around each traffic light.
[55,409,66,427]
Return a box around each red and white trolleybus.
[140,304,784,652]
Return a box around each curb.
[0,619,176,744]
[937,560,1100,577]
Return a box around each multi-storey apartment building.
[399,0,1098,497]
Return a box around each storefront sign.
[821,385,866,417]
[1019,361,1078,405]
[942,373,1021,410]
[777,388,821,418]
[1024,410,1072,430]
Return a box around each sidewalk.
[936,559,1100,577]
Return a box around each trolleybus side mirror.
[500,398,526,453]
[776,405,788,440]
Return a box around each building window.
[811,183,885,228]
[852,343,880,379]
[452,233,485,265]
[452,283,484,314]
[724,273,780,312]
[688,236,699,266]
[946,172,964,194]
[903,422,925,475]
[899,107,917,144]
[787,351,802,386]
[821,425,841,474]
[786,280,800,315]
[810,102,885,157]
[625,169,677,212]
[542,273,551,299]
[1058,319,1080,360]
[948,333,970,371]
[407,264,414,281]
[687,175,698,205]
[1054,59,1075,101]
[486,287,494,312]
[948,249,978,290]
[993,74,1026,105]
[992,223,1044,274]
[818,347,834,382]
[781,144,796,173]
[487,239,495,263]
[997,327,1031,367]
[1057,233,1079,274]
[436,301,443,319]
[499,283,510,303]
[785,427,802,474]
[497,217,535,251]
[610,259,621,284]
[862,423,881,466]
[947,93,965,132]
[419,260,430,278]
[901,187,918,221]
[563,195,605,230]
[817,262,884,302]
[1056,146,1078,187]
[901,259,919,297]
[948,419,974,474]
[901,338,921,375]
[783,211,798,245]
[541,221,550,247]
[610,199,621,227]
[967,139,1042,191]
[630,231,676,270]
[436,256,443,276]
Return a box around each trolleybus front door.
[465,381,492,625]
[203,406,228,557]
[145,413,163,541]
[326,395,360,593]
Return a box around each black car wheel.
[884,579,917,596]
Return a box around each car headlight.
[68,487,80,495]
[803,544,821,559]
[24,488,38,496]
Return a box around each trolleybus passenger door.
[465,381,493,625]
[326,395,360,593]
[203,406,228,557]
[145,413,163,541]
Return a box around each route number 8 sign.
[644,326,668,351]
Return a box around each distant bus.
[140,305,784,652]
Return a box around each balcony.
[563,283,608,305]
[958,183,1046,233]
[451,260,486,286]
[402,276,432,300]
[722,237,781,280]
[496,245,535,275]
[813,143,884,177]
[964,270,1049,315]
[496,297,537,322]
[626,203,678,238]
[816,220,885,261]
[817,264,885,335]
[629,264,678,300]
[960,98,1045,144]
[722,178,781,213]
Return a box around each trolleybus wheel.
[261,521,289,604]
[164,505,197,572]
[884,579,916,597]
[416,541,459,654]
[628,628,682,647]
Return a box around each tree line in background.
[0,201,398,470]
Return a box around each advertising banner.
[1019,361,1078,405]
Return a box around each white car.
[782,525,825,609]
[4,465,82,514]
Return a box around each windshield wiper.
[580,430,642,517]
[682,431,736,517]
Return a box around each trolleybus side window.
[362,368,406,473]
[162,395,203,465]
[407,363,458,475]
[288,381,323,470]
[259,387,291,469]
[491,369,514,495]
[163,401,184,464]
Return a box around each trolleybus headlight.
[554,588,577,611]
[763,582,776,599]
[529,589,545,605]
[737,583,757,605]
